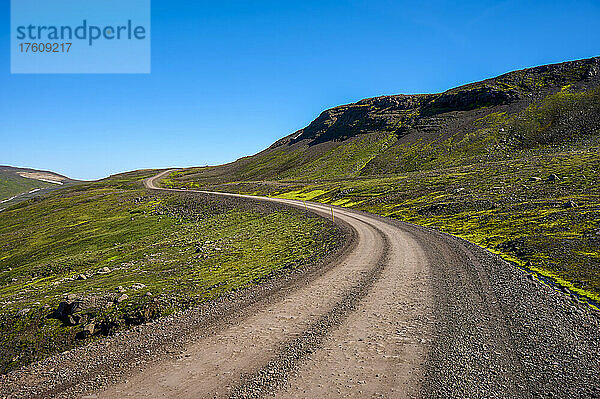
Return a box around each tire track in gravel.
[228,224,389,399]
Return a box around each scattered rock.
[145,292,153,297]
[131,283,146,290]
[52,301,84,324]
[83,322,96,336]
[75,329,89,341]
[124,302,160,325]
[99,267,111,274]
[117,294,129,303]
[497,238,529,257]
[17,308,31,317]
[117,286,126,293]
[563,200,577,208]
[529,177,542,181]
[547,174,560,182]
[77,274,87,280]
[68,313,89,326]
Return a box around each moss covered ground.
[0,171,340,374]
[162,81,600,307]
[165,147,600,308]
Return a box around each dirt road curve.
[110,171,431,398]
[2,170,599,399]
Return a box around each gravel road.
[1,170,598,398]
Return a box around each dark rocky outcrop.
[51,301,83,325]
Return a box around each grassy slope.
[0,171,51,200]
[165,147,600,306]
[171,57,600,185]
[0,170,341,373]
[164,57,600,307]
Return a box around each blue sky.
[2,0,599,180]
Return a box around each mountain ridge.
[172,56,600,184]
[274,56,599,146]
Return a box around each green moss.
[277,189,329,201]
[174,147,600,307]
[0,175,341,374]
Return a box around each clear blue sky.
[2,0,599,180]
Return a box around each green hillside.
[163,56,600,307]
[0,166,71,201]
[0,171,48,200]
[0,171,341,373]
[171,56,600,184]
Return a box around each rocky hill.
[175,56,600,184]
[163,57,600,307]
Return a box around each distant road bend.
[2,170,598,399]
